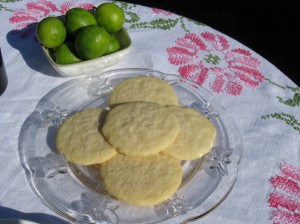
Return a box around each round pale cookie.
[56,108,117,165]
[109,76,179,107]
[99,153,182,206]
[102,102,179,156]
[162,106,216,160]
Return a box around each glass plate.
[19,68,242,224]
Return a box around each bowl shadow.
[6,23,61,77]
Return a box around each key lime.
[65,8,97,38]
[95,3,125,33]
[55,42,82,64]
[75,25,110,60]
[105,34,120,55]
[36,17,66,48]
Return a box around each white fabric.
[0,1,299,224]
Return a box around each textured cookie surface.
[99,153,182,206]
[56,108,117,165]
[109,76,178,107]
[102,102,179,156]
[162,106,216,160]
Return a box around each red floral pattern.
[268,162,300,224]
[9,0,94,29]
[152,8,173,16]
[167,32,264,95]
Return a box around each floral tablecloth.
[1,1,299,224]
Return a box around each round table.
[0,1,299,223]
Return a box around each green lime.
[95,3,125,33]
[36,17,66,48]
[105,34,120,55]
[55,42,82,64]
[64,8,97,38]
[75,25,110,60]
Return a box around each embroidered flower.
[268,162,300,223]
[9,0,94,30]
[167,32,264,95]
[152,8,173,16]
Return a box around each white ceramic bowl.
[41,27,131,77]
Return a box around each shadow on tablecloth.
[6,23,61,78]
[0,206,70,224]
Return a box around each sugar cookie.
[162,106,216,160]
[102,102,179,156]
[99,153,182,206]
[56,108,117,165]
[109,76,178,107]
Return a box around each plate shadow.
[0,206,70,224]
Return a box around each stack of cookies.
[55,76,216,206]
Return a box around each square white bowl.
[41,27,131,77]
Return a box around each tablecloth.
[0,0,299,223]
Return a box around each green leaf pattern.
[0,0,18,12]
[115,1,205,32]
[263,78,300,134]
[277,86,300,107]
[262,113,300,134]
[129,18,179,30]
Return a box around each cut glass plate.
[19,68,242,224]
